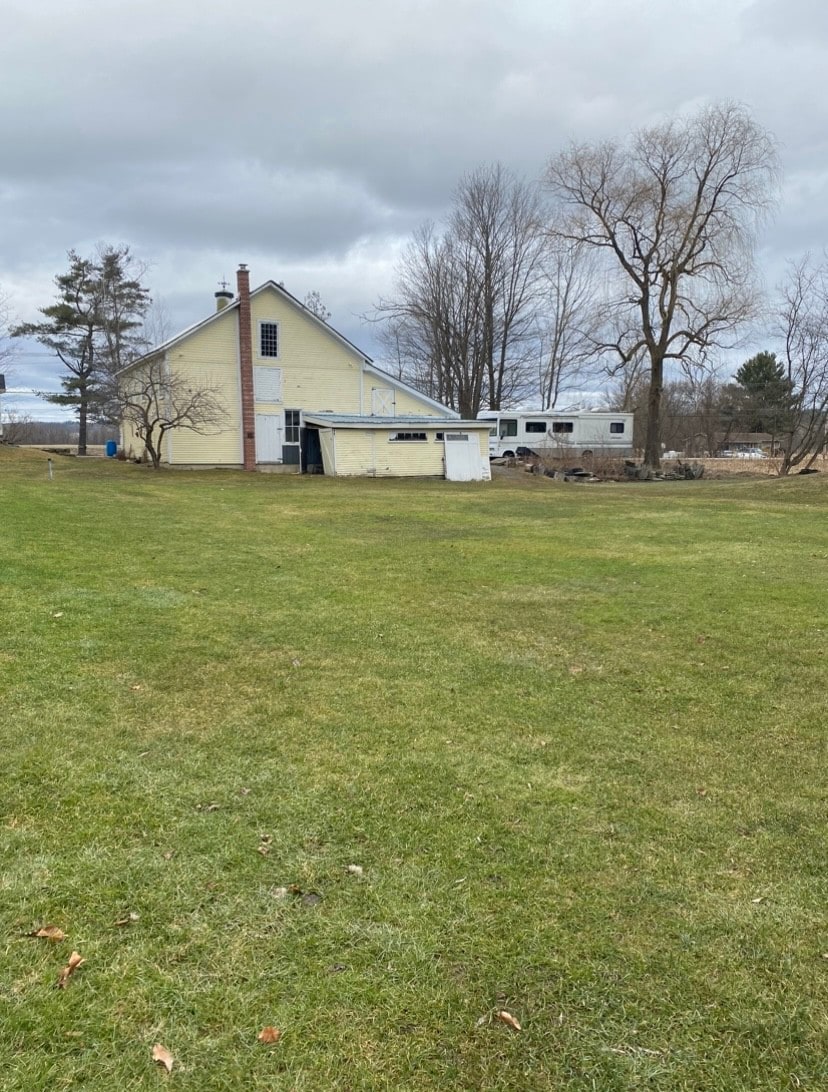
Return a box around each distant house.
[716,432,776,455]
[119,265,491,481]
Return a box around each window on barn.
[259,321,279,358]
[552,421,574,434]
[285,409,301,443]
[525,421,547,433]
[610,421,625,433]
[389,432,427,442]
[500,419,517,438]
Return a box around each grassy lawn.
[1,448,827,1090]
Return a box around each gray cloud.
[2,0,828,409]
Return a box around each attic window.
[260,321,279,358]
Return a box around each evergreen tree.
[734,351,794,434]
[14,246,150,453]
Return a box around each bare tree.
[374,165,546,417]
[0,286,15,372]
[119,355,228,469]
[303,290,331,322]
[545,102,779,466]
[775,255,828,474]
[536,237,598,407]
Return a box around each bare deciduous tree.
[303,290,331,322]
[536,238,598,407]
[545,102,779,466]
[776,255,828,474]
[119,355,228,469]
[374,165,546,417]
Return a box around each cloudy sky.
[1,0,827,416]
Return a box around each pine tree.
[14,246,150,453]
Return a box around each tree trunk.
[77,400,88,457]
[644,357,664,467]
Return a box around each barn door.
[444,432,484,481]
[371,387,395,415]
[255,412,284,463]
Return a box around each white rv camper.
[479,411,634,459]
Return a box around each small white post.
[48,458,53,481]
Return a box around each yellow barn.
[118,265,491,481]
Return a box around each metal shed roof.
[302,414,491,429]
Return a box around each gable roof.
[119,279,374,375]
[118,277,459,418]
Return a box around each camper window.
[525,421,546,433]
[499,419,518,438]
[552,421,574,434]
[610,422,625,433]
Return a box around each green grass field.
[2,448,827,1090]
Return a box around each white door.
[255,413,284,463]
[444,432,484,481]
[372,387,395,415]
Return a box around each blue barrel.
[105,440,117,457]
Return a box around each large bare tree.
[375,165,546,417]
[119,355,228,469]
[545,102,779,466]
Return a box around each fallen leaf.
[130,684,142,691]
[270,886,289,900]
[257,1026,282,1044]
[239,787,251,796]
[568,664,583,675]
[151,1043,174,1073]
[56,951,85,988]
[751,896,765,904]
[291,658,301,668]
[496,1010,522,1031]
[27,925,66,941]
[114,912,140,926]
[52,611,64,619]
[345,864,363,877]
[257,844,270,857]
[197,802,220,812]
[328,962,347,973]
[475,1014,489,1028]
[163,851,174,860]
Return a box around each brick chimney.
[237,264,256,471]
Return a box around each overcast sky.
[2,0,827,417]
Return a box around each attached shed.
[303,415,492,480]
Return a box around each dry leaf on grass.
[257,1026,282,1044]
[496,1010,522,1031]
[151,1043,174,1073]
[52,611,64,619]
[114,912,140,926]
[345,864,363,877]
[56,951,85,989]
[27,925,66,941]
